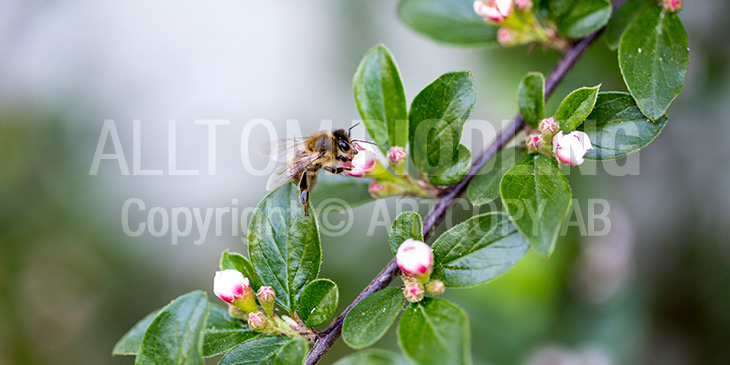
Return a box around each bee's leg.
[297,172,310,216]
[323,166,352,174]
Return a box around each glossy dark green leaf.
[556,0,612,39]
[298,279,339,327]
[518,72,545,128]
[248,184,321,311]
[398,0,499,46]
[428,144,471,186]
[409,71,475,182]
[135,291,209,365]
[604,0,653,50]
[580,92,668,160]
[619,6,688,120]
[220,251,263,292]
[113,309,160,356]
[556,85,601,132]
[203,304,257,358]
[467,147,528,206]
[311,174,373,212]
[274,339,308,365]
[219,336,291,365]
[343,287,405,350]
[500,155,572,258]
[389,211,424,255]
[354,44,408,153]
[398,298,470,365]
[333,349,411,365]
[545,0,573,19]
[431,212,529,287]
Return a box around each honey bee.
[262,125,366,215]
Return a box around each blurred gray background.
[1,0,729,364]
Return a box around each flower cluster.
[395,238,445,302]
[343,141,438,200]
[525,117,594,166]
[213,269,310,339]
[473,0,568,50]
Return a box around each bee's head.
[333,129,357,161]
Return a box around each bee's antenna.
[348,123,360,137]
[351,139,377,146]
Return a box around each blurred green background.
[1,1,729,364]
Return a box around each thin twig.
[306,3,627,360]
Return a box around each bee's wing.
[265,151,326,191]
[258,138,308,163]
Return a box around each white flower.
[346,141,378,177]
[552,131,594,166]
[396,238,434,278]
[214,269,250,304]
[474,0,513,23]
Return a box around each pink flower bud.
[403,282,425,303]
[552,131,594,166]
[346,142,378,177]
[396,239,433,280]
[474,0,513,23]
[425,280,445,296]
[256,286,275,316]
[526,133,544,153]
[368,181,385,198]
[662,0,682,12]
[247,311,272,333]
[386,146,407,166]
[515,0,532,11]
[497,27,516,46]
[214,270,250,304]
[539,117,560,136]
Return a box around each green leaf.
[467,147,528,206]
[248,183,321,311]
[500,155,572,258]
[274,339,309,365]
[135,291,209,365]
[220,251,263,292]
[604,0,654,50]
[556,0,612,39]
[517,72,545,128]
[219,336,291,365]
[398,0,499,47]
[409,71,475,182]
[298,279,339,327]
[113,309,160,356]
[427,144,472,186]
[580,92,668,160]
[203,304,258,358]
[431,212,529,287]
[311,174,373,212]
[353,44,408,153]
[343,287,405,350]
[389,211,424,255]
[398,298,470,365]
[619,6,688,120]
[333,349,411,365]
[556,85,601,132]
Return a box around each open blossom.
[396,239,433,279]
[474,0,512,23]
[345,142,378,177]
[552,131,594,166]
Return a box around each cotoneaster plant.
[113,0,687,364]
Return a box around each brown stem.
[306,2,629,361]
